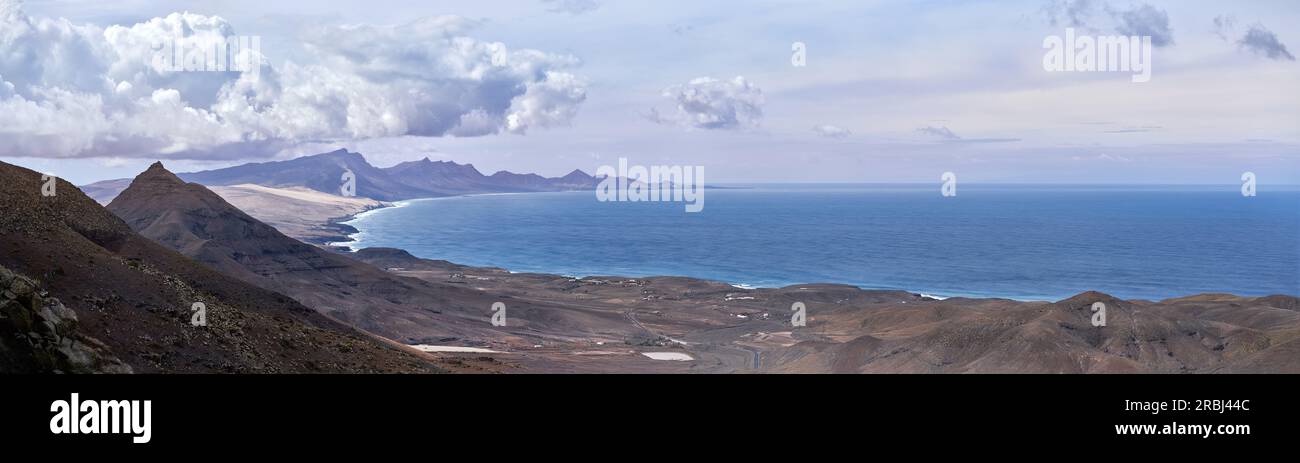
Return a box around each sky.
[1,0,1297,185]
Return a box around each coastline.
[317,200,408,248]
[320,192,1296,303]
[324,194,503,248]
[323,194,1000,300]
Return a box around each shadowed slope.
[0,160,440,373]
[108,162,581,348]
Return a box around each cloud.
[0,1,588,160]
[542,0,601,15]
[1043,0,1101,29]
[653,76,763,130]
[1212,14,1237,41]
[1041,1,1174,47]
[1072,153,1131,162]
[1112,4,1173,47]
[1209,13,1294,61]
[916,126,960,140]
[1103,125,1161,133]
[917,126,1020,144]
[98,156,131,167]
[641,107,667,125]
[1238,24,1295,61]
[812,125,851,138]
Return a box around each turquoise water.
[342,184,1300,301]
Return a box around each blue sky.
[2,0,1298,184]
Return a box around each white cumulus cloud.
[0,0,587,160]
[812,124,851,138]
[653,76,763,130]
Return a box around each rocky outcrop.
[0,265,131,373]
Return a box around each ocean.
[341,184,1300,301]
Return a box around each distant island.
[81,148,604,204]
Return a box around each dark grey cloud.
[1042,1,1174,48]
[1043,0,1101,29]
[1238,24,1295,61]
[1112,4,1174,47]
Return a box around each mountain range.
[83,149,600,203]
[0,160,441,373]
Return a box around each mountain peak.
[136,160,184,184]
[109,159,229,215]
[1056,291,1126,309]
[317,148,360,160]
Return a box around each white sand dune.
[211,184,387,242]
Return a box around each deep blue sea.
[341,184,1300,301]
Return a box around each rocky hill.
[106,162,569,349]
[0,160,441,373]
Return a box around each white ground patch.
[641,352,694,361]
[411,345,502,353]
